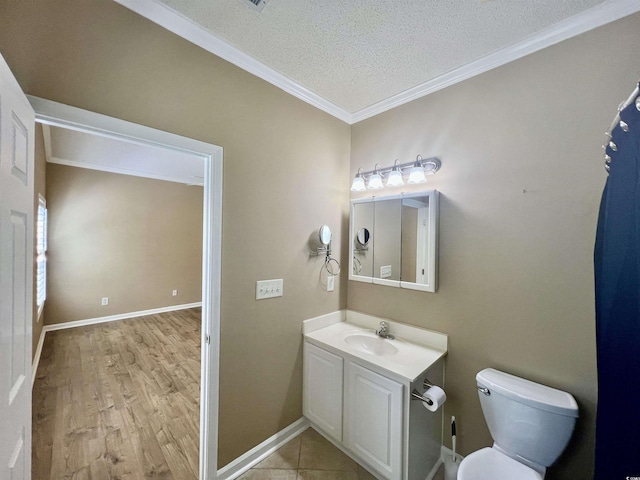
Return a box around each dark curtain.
[594,85,640,480]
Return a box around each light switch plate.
[380,265,392,278]
[327,275,335,292]
[256,279,283,300]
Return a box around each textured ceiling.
[47,126,205,185]
[153,0,610,113]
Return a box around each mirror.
[318,224,332,246]
[356,228,370,246]
[352,203,374,277]
[373,199,401,282]
[349,190,439,292]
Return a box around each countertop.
[304,321,447,383]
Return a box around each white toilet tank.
[476,368,579,468]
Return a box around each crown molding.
[115,0,640,125]
[113,0,352,123]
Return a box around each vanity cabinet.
[303,342,404,480]
[345,362,403,480]
[303,342,344,442]
[303,316,447,480]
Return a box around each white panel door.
[303,342,344,441]
[0,53,35,480]
[345,362,403,480]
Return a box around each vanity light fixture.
[350,155,441,192]
[367,164,384,190]
[350,168,366,192]
[407,155,428,184]
[386,160,404,187]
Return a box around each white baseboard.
[43,302,202,332]
[31,326,47,389]
[217,417,311,480]
[425,457,443,480]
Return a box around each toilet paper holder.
[410,378,439,406]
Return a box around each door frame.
[28,95,222,480]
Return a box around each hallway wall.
[44,164,203,325]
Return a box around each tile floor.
[238,427,445,480]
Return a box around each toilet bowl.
[457,368,578,480]
[458,448,543,480]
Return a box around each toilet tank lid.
[477,369,579,418]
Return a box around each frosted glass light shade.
[386,169,404,187]
[367,173,383,189]
[407,166,427,184]
[351,176,366,191]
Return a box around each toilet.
[458,368,579,480]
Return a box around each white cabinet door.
[303,342,344,441]
[345,362,403,480]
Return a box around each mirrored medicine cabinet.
[349,190,439,292]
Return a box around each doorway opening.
[29,96,222,479]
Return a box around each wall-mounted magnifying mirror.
[318,224,332,246]
[349,190,439,292]
[312,224,341,276]
[356,228,370,247]
[352,203,374,277]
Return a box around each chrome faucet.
[376,321,394,339]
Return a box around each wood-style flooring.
[32,308,201,480]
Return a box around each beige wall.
[32,123,46,359]
[44,163,203,324]
[0,0,350,467]
[349,13,640,480]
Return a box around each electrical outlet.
[172,289,178,296]
[380,265,392,278]
[256,279,283,300]
[101,297,109,306]
[327,275,335,292]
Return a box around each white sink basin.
[304,318,447,382]
[344,332,400,356]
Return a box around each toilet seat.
[458,448,544,480]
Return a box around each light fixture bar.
[356,156,441,178]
